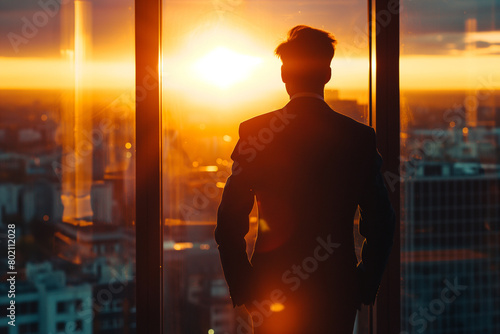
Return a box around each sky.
[401,0,500,55]
[0,0,499,92]
[0,0,134,59]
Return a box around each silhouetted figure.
[215,25,395,334]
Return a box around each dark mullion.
[368,0,374,128]
[135,0,163,333]
[368,1,375,332]
[374,0,401,333]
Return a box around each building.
[83,257,136,334]
[401,161,500,333]
[0,262,92,334]
[163,230,236,334]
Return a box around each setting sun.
[192,46,262,89]
[162,26,284,109]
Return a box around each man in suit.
[215,25,395,334]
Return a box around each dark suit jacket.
[215,96,395,313]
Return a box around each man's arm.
[214,131,255,307]
[357,128,396,305]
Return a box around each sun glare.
[162,26,284,109]
[193,46,262,89]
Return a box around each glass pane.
[0,1,136,333]
[162,1,372,333]
[400,1,500,333]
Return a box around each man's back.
[241,95,370,282]
[216,96,395,333]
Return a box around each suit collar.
[290,92,324,101]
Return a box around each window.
[18,301,39,315]
[56,322,66,332]
[161,0,374,333]
[401,0,500,333]
[57,301,68,314]
[19,323,39,334]
[0,1,136,333]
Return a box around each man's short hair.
[275,25,337,75]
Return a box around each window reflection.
[162,1,370,333]
[401,1,500,333]
[0,1,136,333]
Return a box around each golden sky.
[0,0,498,95]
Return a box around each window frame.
[134,0,400,332]
[372,0,400,333]
[135,0,164,333]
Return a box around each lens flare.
[192,46,262,89]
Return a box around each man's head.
[275,25,337,95]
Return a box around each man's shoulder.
[241,109,279,126]
[239,108,295,136]
[238,104,375,139]
[330,109,373,131]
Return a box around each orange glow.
[0,57,71,89]
[193,46,262,89]
[61,0,94,224]
[75,0,92,92]
[462,127,469,135]
[163,26,282,107]
[259,219,271,232]
[270,303,285,312]
[165,218,183,225]
[3,54,498,93]
[199,166,218,172]
[1,7,498,113]
[173,242,194,251]
[161,24,372,110]
[463,31,500,55]
[43,215,50,222]
[125,142,132,149]
[54,231,73,245]
[400,55,500,91]
[0,57,133,89]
